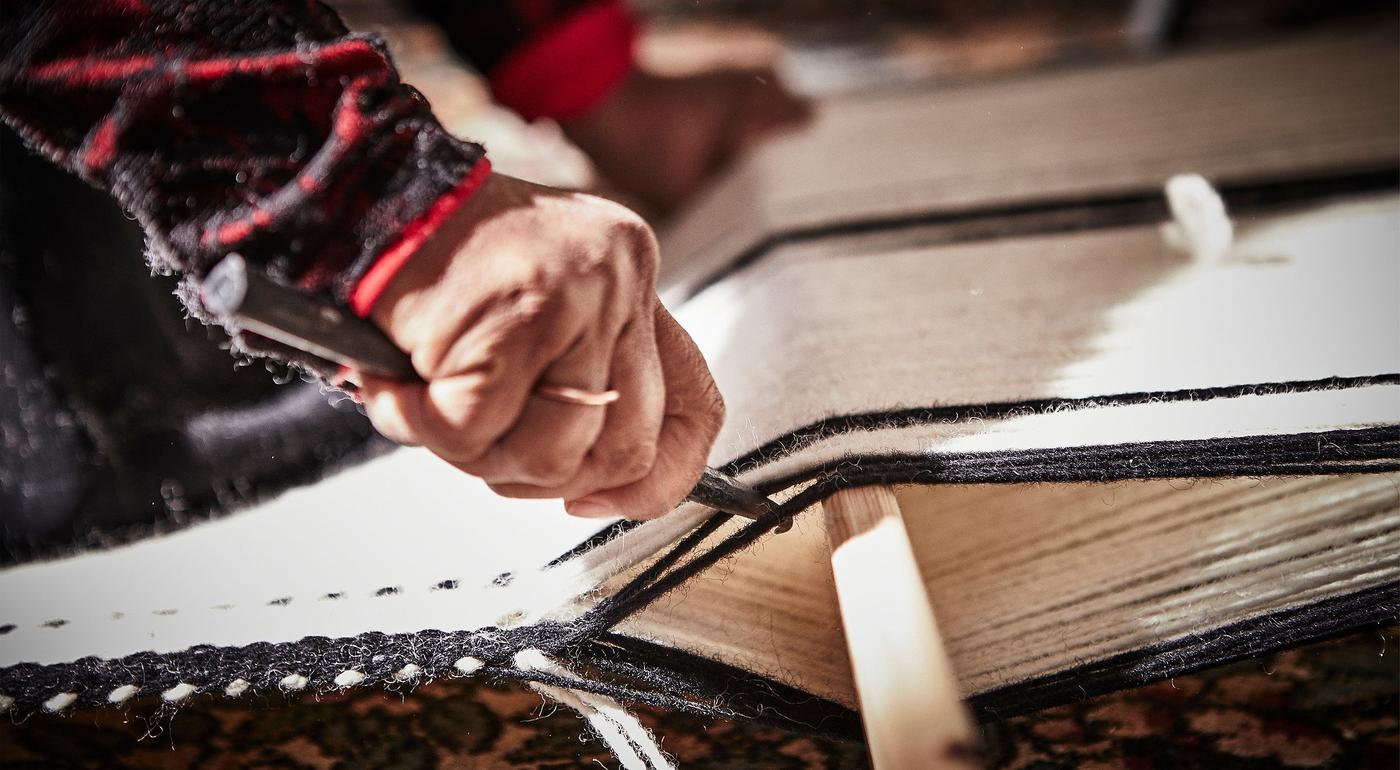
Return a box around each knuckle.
[475,283,561,351]
[504,275,557,322]
[604,211,659,287]
[553,196,658,303]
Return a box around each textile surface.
[1,627,1393,769]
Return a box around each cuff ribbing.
[348,158,493,317]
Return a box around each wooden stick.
[823,486,980,770]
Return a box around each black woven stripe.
[967,580,1400,721]
[719,374,1400,475]
[555,583,1400,734]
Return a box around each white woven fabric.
[2,195,1394,673]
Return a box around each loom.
[1,26,1397,768]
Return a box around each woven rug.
[2,626,1392,769]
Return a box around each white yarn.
[576,692,675,770]
[42,692,77,713]
[224,678,251,697]
[514,649,675,770]
[392,663,422,682]
[333,670,365,688]
[0,694,14,713]
[278,673,309,691]
[106,684,139,704]
[1162,173,1234,262]
[453,656,485,675]
[161,683,197,703]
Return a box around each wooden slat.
[823,487,978,769]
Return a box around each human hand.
[357,173,724,520]
[563,68,811,214]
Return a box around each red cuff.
[489,0,638,123]
[349,159,493,318]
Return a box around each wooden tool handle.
[823,486,980,770]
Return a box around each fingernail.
[565,501,617,519]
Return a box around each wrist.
[350,159,493,321]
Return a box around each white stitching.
[42,692,77,713]
[161,683,197,703]
[453,656,484,675]
[332,670,365,688]
[106,684,139,704]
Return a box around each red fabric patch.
[489,0,637,122]
[349,159,493,318]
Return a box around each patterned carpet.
[2,627,1394,769]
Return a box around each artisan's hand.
[563,68,811,214]
[357,174,724,520]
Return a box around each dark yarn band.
[719,374,1400,476]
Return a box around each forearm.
[0,0,488,323]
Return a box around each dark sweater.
[0,0,634,321]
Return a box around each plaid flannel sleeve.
[0,0,491,325]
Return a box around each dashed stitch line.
[1,575,469,634]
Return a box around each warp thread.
[515,649,674,770]
[0,419,1396,750]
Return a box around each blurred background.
[0,1,1396,767]
[335,0,1392,198]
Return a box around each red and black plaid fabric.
[0,0,636,325]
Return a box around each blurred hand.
[563,68,811,214]
[358,173,724,520]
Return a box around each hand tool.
[202,254,779,524]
